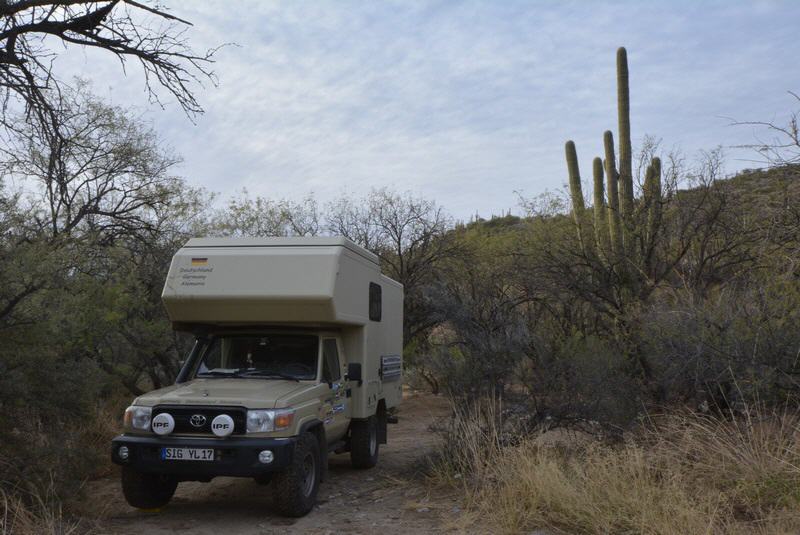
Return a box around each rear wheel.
[350,416,379,469]
[272,431,320,517]
[121,467,178,509]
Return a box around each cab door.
[321,337,351,442]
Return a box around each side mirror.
[346,363,363,386]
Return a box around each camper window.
[369,282,382,321]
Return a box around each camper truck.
[111,237,403,516]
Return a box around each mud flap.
[377,405,388,445]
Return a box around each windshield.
[195,334,319,381]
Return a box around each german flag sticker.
[191,257,208,266]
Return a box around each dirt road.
[82,393,460,534]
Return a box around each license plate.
[160,447,215,461]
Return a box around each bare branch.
[729,91,800,167]
[0,0,219,131]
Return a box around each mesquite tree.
[1,82,184,243]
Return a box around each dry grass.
[0,398,123,534]
[431,399,800,534]
[78,398,127,480]
[0,484,89,535]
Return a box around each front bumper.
[111,434,297,479]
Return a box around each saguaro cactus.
[565,140,587,254]
[563,47,662,284]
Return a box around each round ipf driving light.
[118,446,129,461]
[258,450,274,464]
[151,412,175,435]
[211,414,235,437]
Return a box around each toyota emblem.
[190,414,207,427]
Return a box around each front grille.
[153,405,247,435]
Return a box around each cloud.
[57,0,800,220]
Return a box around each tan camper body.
[161,237,404,416]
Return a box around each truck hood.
[134,378,310,409]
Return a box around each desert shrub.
[0,356,110,500]
[520,333,642,433]
[0,275,131,504]
[639,274,800,409]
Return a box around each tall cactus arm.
[593,157,608,257]
[565,140,587,254]
[603,130,623,258]
[643,164,656,204]
[617,47,634,222]
[566,140,585,213]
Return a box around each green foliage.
[522,333,640,430]
[0,87,211,502]
[426,157,800,433]
[210,192,320,237]
[640,272,800,406]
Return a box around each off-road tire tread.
[121,467,178,509]
[350,416,379,469]
[254,473,272,485]
[272,431,320,517]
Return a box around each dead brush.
[645,402,800,520]
[0,480,87,535]
[429,396,504,487]
[78,397,128,479]
[433,397,800,535]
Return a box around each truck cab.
[111,238,403,517]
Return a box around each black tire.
[121,467,178,509]
[254,473,273,485]
[272,432,320,517]
[350,416,379,469]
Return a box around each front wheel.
[350,416,379,469]
[121,467,178,509]
[272,432,320,517]
[254,473,272,485]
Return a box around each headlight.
[124,406,152,431]
[246,409,294,433]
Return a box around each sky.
[63,0,800,221]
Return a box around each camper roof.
[182,237,378,265]
[161,236,393,327]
